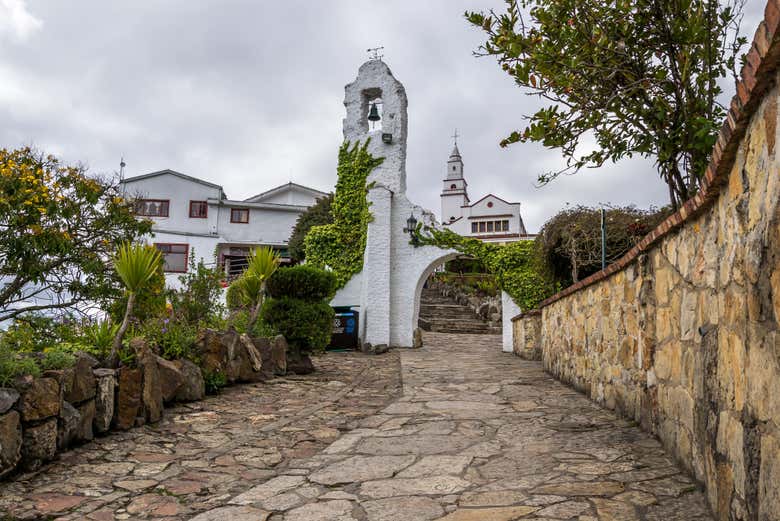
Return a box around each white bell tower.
[440,138,469,223]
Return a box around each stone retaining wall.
[0,329,288,479]
[511,311,541,361]
[525,11,780,519]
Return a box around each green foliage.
[79,320,119,360]
[0,346,40,387]
[40,348,76,371]
[466,1,746,208]
[229,247,281,309]
[228,310,277,337]
[168,254,225,326]
[289,193,334,262]
[261,298,334,354]
[136,316,197,361]
[0,147,153,322]
[266,266,337,302]
[114,242,164,293]
[0,315,80,353]
[534,204,669,285]
[226,282,249,311]
[203,368,227,394]
[417,228,554,311]
[110,263,166,324]
[305,140,384,288]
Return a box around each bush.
[289,194,334,262]
[228,310,277,337]
[266,266,337,302]
[261,298,334,354]
[137,316,197,361]
[226,282,249,311]
[203,369,227,394]
[40,348,76,371]
[168,255,225,325]
[77,320,119,360]
[0,346,40,387]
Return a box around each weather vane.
[367,46,384,61]
[452,128,459,145]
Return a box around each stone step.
[418,286,497,335]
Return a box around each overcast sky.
[0,0,766,231]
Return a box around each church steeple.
[441,132,469,223]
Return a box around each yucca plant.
[84,319,120,360]
[109,242,163,366]
[235,247,280,334]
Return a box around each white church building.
[440,144,532,243]
[120,169,327,286]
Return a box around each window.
[471,223,478,233]
[450,184,457,190]
[487,221,494,232]
[502,220,509,231]
[478,222,486,233]
[487,201,494,208]
[189,201,208,218]
[452,166,456,171]
[155,243,188,273]
[135,199,169,217]
[230,208,249,223]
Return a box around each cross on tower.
[452,128,459,145]
[367,46,384,61]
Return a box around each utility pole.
[600,207,606,270]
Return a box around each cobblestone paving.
[2,332,714,520]
[0,351,402,520]
[198,332,712,521]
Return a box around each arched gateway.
[330,59,457,348]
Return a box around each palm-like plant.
[236,247,280,333]
[109,242,163,366]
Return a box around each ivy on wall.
[304,140,384,288]
[415,227,555,311]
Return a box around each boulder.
[154,356,183,403]
[225,334,265,383]
[114,367,142,430]
[57,401,82,450]
[0,410,22,478]
[22,417,57,468]
[0,388,19,414]
[139,353,163,423]
[63,354,97,404]
[93,369,116,434]
[18,377,60,422]
[413,328,423,349]
[76,399,95,442]
[269,335,288,376]
[194,328,232,376]
[287,352,315,375]
[172,360,205,402]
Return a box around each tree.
[534,204,669,285]
[288,193,333,262]
[168,253,225,325]
[110,242,163,366]
[0,147,152,322]
[231,247,280,334]
[466,0,746,208]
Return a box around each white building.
[120,169,327,286]
[440,144,532,243]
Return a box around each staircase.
[418,286,499,334]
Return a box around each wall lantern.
[382,132,393,144]
[403,213,419,245]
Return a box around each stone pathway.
[1,333,714,520]
[197,332,713,521]
[0,351,402,520]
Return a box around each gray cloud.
[0,0,766,231]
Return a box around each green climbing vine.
[415,227,556,311]
[304,140,384,288]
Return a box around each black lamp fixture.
[403,213,419,245]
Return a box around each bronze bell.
[368,103,381,122]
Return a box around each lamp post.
[600,207,606,270]
[404,213,419,246]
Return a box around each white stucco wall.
[213,203,302,246]
[145,231,221,289]
[123,173,222,236]
[502,291,521,353]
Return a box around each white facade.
[440,146,532,244]
[120,170,326,287]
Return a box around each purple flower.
[163,318,170,325]
[161,327,168,333]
